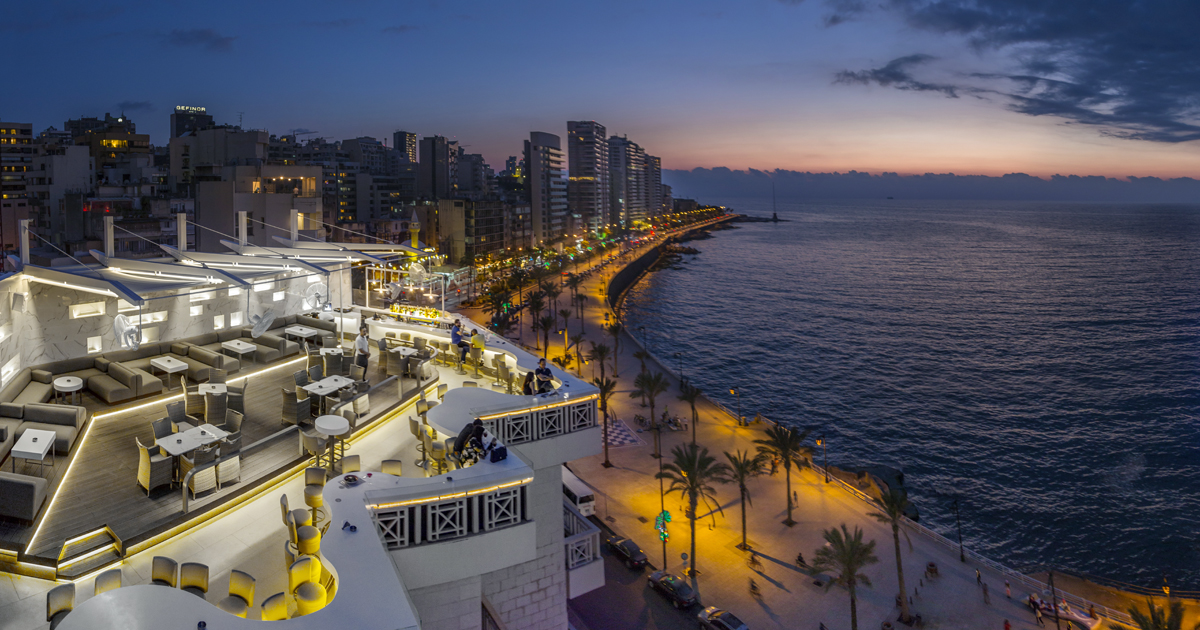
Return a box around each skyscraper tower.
[567,121,610,234]
[393,131,417,163]
[524,132,567,244]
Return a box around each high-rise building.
[644,155,663,218]
[169,127,267,193]
[169,106,214,138]
[455,150,494,200]
[567,121,609,234]
[343,137,388,176]
[417,136,458,199]
[1,121,35,251]
[524,132,567,244]
[64,113,135,139]
[608,136,646,227]
[393,131,417,164]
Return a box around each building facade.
[608,136,647,227]
[169,106,214,138]
[567,121,610,236]
[524,132,567,244]
[418,136,458,199]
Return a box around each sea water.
[622,198,1200,588]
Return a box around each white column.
[18,219,30,265]
[237,210,248,246]
[290,208,299,244]
[176,212,188,250]
[104,215,114,257]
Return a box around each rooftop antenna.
[238,112,244,128]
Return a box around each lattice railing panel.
[373,485,530,550]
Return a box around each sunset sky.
[4,0,1198,179]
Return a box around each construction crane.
[289,129,319,138]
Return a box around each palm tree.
[656,443,731,601]
[588,343,611,383]
[753,425,812,526]
[565,273,583,307]
[632,349,651,405]
[811,524,880,630]
[1128,599,1191,630]
[677,380,702,445]
[526,290,546,337]
[594,377,617,468]
[569,333,587,377]
[723,450,765,550]
[543,283,562,315]
[868,488,914,623]
[631,371,670,458]
[558,308,573,337]
[574,293,589,334]
[605,322,623,377]
[538,314,558,360]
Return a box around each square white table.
[302,375,355,398]
[389,346,418,358]
[319,347,344,356]
[198,383,227,395]
[150,356,189,391]
[158,424,229,457]
[221,339,257,364]
[11,428,55,475]
[284,325,320,341]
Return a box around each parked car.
[698,606,749,630]
[647,570,697,609]
[605,535,648,569]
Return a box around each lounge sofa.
[0,471,48,522]
[267,314,339,342]
[187,329,298,366]
[0,402,87,455]
[0,424,13,463]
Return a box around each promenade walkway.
[458,222,1133,630]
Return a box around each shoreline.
[598,218,1199,619]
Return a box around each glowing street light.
[729,387,742,426]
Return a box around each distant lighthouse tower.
[408,210,421,249]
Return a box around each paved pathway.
[459,221,1101,630]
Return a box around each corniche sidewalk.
[458,221,1139,630]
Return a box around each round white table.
[315,415,350,471]
[53,376,83,405]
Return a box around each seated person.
[522,371,536,396]
[534,359,554,393]
[470,329,486,357]
[454,419,482,457]
[451,320,470,362]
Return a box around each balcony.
[564,499,603,598]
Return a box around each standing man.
[354,325,371,369]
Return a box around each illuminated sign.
[175,106,207,114]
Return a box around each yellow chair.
[303,467,326,525]
[179,562,209,598]
[261,592,288,621]
[381,459,402,476]
[280,494,311,530]
[216,569,255,619]
[94,568,122,596]
[150,556,178,587]
[294,581,327,617]
[297,524,321,556]
[288,556,320,594]
[283,539,297,573]
[46,583,74,630]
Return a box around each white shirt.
[355,334,369,355]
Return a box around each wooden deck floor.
[0,348,429,564]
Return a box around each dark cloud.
[823,0,867,26]
[834,0,1200,143]
[382,25,418,35]
[665,167,1200,203]
[116,101,152,112]
[167,29,235,52]
[834,54,963,97]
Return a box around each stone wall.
[408,575,482,630]
[481,542,568,630]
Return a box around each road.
[570,524,698,630]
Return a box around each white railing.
[814,463,1135,626]
[371,482,530,551]
[479,397,597,446]
[563,500,601,571]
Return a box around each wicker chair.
[308,364,323,383]
[227,380,245,414]
[136,437,173,496]
[376,338,389,372]
[349,364,368,392]
[181,443,218,499]
[282,388,312,427]
[208,368,228,384]
[165,400,197,430]
[204,392,227,426]
[183,376,205,418]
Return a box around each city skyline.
[4,0,1198,180]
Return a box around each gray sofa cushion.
[88,374,134,404]
[191,332,220,347]
[171,342,192,355]
[13,381,53,405]
[22,403,83,428]
[94,356,112,372]
[48,356,97,374]
[31,370,52,384]
[0,472,48,521]
[218,329,242,342]
[132,367,163,397]
[0,369,31,404]
[0,426,11,463]
[16,421,77,455]
[124,357,154,372]
[0,403,22,419]
[63,368,103,383]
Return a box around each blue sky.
[5,0,1198,178]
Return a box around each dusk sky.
[4,0,1198,179]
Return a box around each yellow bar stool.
[281,494,311,530]
[288,557,319,595]
[260,592,288,621]
[430,440,449,475]
[381,459,403,476]
[303,467,326,526]
[297,524,321,557]
[216,570,255,619]
[294,581,327,617]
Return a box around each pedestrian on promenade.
[983,582,991,604]
[1004,620,1011,630]
[793,490,798,504]
[795,552,806,568]
[1034,606,1045,627]
[976,569,982,586]
[1005,580,1011,599]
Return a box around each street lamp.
[816,436,829,483]
[729,387,742,426]
[951,498,965,563]
[674,352,683,381]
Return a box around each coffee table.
[11,429,55,475]
[150,356,189,391]
[199,383,228,395]
[284,325,320,342]
[221,339,257,365]
[53,376,83,405]
[319,347,344,356]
